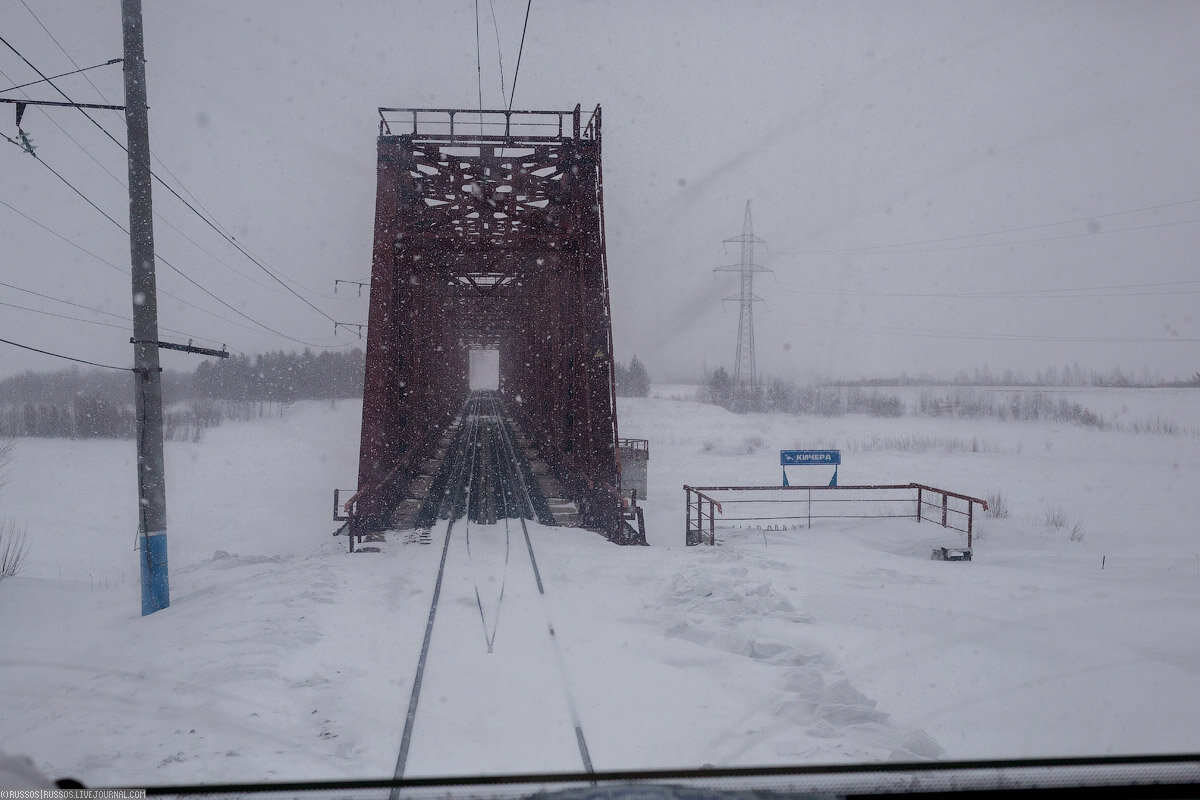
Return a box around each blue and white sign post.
[780,449,841,486]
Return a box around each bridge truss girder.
[353,106,624,538]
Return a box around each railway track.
[391,391,594,786]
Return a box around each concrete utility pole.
[715,200,770,410]
[122,0,169,615]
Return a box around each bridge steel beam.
[353,106,624,539]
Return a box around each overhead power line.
[18,0,116,111]
[772,197,1200,257]
[0,333,129,371]
[474,0,484,134]
[0,297,130,331]
[16,1,290,287]
[0,277,132,321]
[774,277,1200,301]
[0,64,135,202]
[0,58,121,94]
[766,310,1200,344]
[0,65,312,302]
[487,0,506,104]
[2,130,125,229]
[0,276,221,344]
[1,133,337,348]
[0,196,315,348]
[507,0,533,112]
[0,33,342,323]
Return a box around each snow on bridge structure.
[348,105,633,542]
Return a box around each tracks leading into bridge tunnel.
[391,391,595,785]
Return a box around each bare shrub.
[917,389,1106,429]
[1042,504,1069,529]
[1041,504,1086,542]
[741,434,765,454]
[701,440,716,453]
[1124,415,1185,436]
[985,491,1010,519]
[0,519,28,580]
[847,434,1018,455]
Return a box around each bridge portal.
[351,105,628,540]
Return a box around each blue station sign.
[780,449,841,466]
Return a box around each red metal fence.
[684,483,988,547]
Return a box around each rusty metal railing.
[378,105,601,143]
[684,483,988,548]
[685,487,721,546]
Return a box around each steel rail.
[489,393,595,774]
[464,398,511,654]
[392,395,484,789]
[393,393,594,783]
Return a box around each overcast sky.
[2,1,1198,382]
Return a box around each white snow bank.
[0,393,1197,786]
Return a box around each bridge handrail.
[377,106,601,142]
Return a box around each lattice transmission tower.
[715,200,770,409]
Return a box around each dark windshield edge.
[82,752,1200,796]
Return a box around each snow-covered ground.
[1,391,1199,786]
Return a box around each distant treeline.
[834,364,1200,389]
[696,369,1176,431]
[0,348,364,439]
[699,369,904,417]
[192,349,364,402]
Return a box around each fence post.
[916,485,923,522]
[942,492,948,528]
[708,497,715,545]
[684,486,693,546]
[968,501,974,549]
[807,488,812,529]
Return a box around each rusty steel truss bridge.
[343,105,642,545]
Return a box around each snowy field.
[1,389,1199,786]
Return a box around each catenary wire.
[507,0,532,112]
[487,0,506,104]
[0,333,129,371]
[17,0,243,253]
[770,197,1200,257]
[0,64,138,209]
[18,0,115,105]
[0,58,120,94]
[2,129,126,230]
[764,309,1200,344]
[1,64,320,302]
[0,195,286,347]
[773,277,1200,301]
[0,33,343,320]
[0,298,131,331]
[474,0,484,135]
[1,133,348,348]
[0,277,220,344]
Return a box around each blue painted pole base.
[139,530,170,615]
